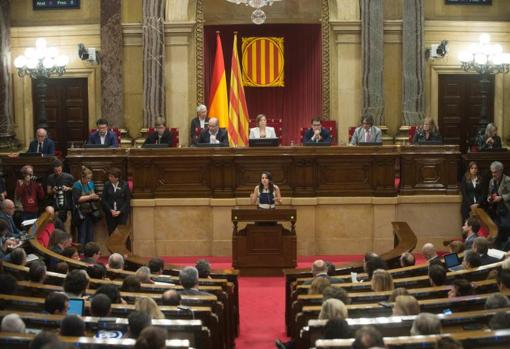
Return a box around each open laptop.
[444,252,464,272]
[249,138,279,147]
[142,143,170,149]
[84,143,110,149]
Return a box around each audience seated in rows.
[196,259,212,279]
[87,263,107,279]
[81,242,101,264]
[108,253,125,270]
[135,296,165,319]
[1,313,26,333]
[29,332,59,349]
[126,311,152,339]
[319,299,348,321]
[371,269,394,292]
[162,289,181,306]
[422,243,442,266]
[121,276,141,292]
[63,269,89,298]
[463,216,481,249]
[462,250,482,269]
[95,284,125,304]
[135,266,153,284]
[400,252,416,267]
[389,287,410,302]
[179,266,212,296]
[485,293,510,310]
[363,252,387,280]
[473,237,500,265]
[91,294,112,317]
[393,295,420,316]
[323,318,352,340]
[305,259,342,285]
[352,326,384,349]
[429,264,447,287]
[29,260,47,283]
[60,314,85,337]
[148,257,165,275]
[62,246,79,260]
[322,286,351,305]
[309,277,330,295]
[448,279,475,298]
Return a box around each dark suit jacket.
[143,129,174,147]
[480,253,500,266]
[101,180,130,224]
[303,127,331,144]
[190,117,209,143]
[0,211,20,237]
[302,274,344,285]
[87,130,118,147]
[27,138,56,156]
[198,128,229,146]
[81,257,96,264]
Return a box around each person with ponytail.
[72,166,100,245]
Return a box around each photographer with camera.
[15,165,44,221]
[47,160,74,224]
[72,166,100,245]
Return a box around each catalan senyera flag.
[209,32,229,128]
[228,33,249,147]
[242,37,284,87]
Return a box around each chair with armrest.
[249,118,283,139]
[89,127,122,145]
[147,127,179,147]
[348,127,356,143]
[299,120,337,144]
[408,126,417,144]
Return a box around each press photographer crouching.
[15,165,44,221]
[46,160,74,224]
[72,166,101,245]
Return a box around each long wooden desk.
[62,145,463,198]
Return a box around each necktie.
[37,143,42,153]
[365,130,370,142]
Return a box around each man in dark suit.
[197,117,229,146]
[177,266,212,296]
[303,259,344,285]
[473,237,500,266]
[87,118,118,147]
[303,117,331,144]
[0,199,21,237]
[143,117,173,147]
[190,104,209,144]
[27,128,55,156]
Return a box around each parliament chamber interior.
[1,0,510,348]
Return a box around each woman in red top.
[35,207,56,248]
[15,165,45,221]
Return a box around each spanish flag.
[208,32,229,129]
[228,32,249,147]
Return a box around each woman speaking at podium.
[250,172,282,209]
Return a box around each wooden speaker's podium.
[232,208,297,276]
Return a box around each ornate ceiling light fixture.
[225,0,283,25]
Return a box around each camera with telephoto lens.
[54,186,65,209]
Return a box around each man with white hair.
[0,199,21,237]
[135,266,154,284]
[107,253,125,270]
[27,128,55,156]
[488,161,510,247]
[1,313,26,333]
[197,117,229,146]
[190,104,210,144]
[178,266,212,296]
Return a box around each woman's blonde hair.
[135,297,165,319]
[423,117,438,133]
[318,299,348,320]
[309,277,331,295]
[371,269,394,292]
[393,295,420,316]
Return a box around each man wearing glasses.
[303,117,331,144]
[350,115,382,145]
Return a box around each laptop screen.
[443,253,460,268]
[67,298,84,316]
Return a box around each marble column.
[143,0,166,128]
[361,0,384,125]
[100,0,124,127]
[0,0,16,148]
[402,0,425,126]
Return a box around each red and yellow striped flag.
[228,33,249,147]
[242,37,284,87]
[209,32,229,128]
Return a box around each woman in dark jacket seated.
[477,122,502,151]
[412,117,442,144]
[101,167,131,234]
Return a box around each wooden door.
[438,74,494,153]
[33,78,89,155]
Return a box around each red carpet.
[162,255,365,349]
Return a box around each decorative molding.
[331,20,402,44]
[321,0,330,119]
[401,0,425,126]
[361,0,384,125]
[195,0,204,105]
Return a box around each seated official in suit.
[249,114,277,139]
[477,123,502,151]
[101,167,130,235]
[412,117,442,144]
[27,128,55,156]
[303,117,332,144]
[197,117,229,146]
[250,171,282,209]
[350,115,382,145]
[143,117,173,147]
[190,104,209,144]
[87,118,118,147]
